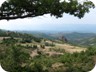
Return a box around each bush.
[2,37,17,45]
[21,38,32,43]
[40,45,45,49]
[45,42,55,47]
[33,45,38,49]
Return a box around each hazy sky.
[0,0,96,32]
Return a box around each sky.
[0,0,96,32]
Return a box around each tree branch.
[0,0,95,20]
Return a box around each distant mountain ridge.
[17,31,96,47]
[1,29,96,47]
[18,31,56,40]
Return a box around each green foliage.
[0,29,41,43]
[58,48,95,72]
[21,38,32,43]
[0,0,95,20]
[0,30,96,72]
[32,55,55,68]
[45,42,55,47]
[0,45,30,72]
[85,46,96,56]
[30,62,46,72]
[2,37,18,45]
[33,45,38,49]
[0,43,96,72]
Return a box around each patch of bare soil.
[45,52,63,56]
[30,50,38,57]
[30,41,87,57]
[55,43,87,53]
[0,37,10,40]
[52,62,64,68]
[50,63,67,72]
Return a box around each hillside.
[18,31,56,40]
[53,32,96,47]
[47,32,96,46]
[18,31,96,47]
[0,29,42,43]
[0,30,96,72]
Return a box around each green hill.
[0,29,42,43]
[17,31,96,47]
[0,30,96,72]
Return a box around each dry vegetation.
[23,40,87,57]
[0,33,96,72]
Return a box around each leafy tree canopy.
[0,0,95,20]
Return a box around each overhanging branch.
[0,0,95,20]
